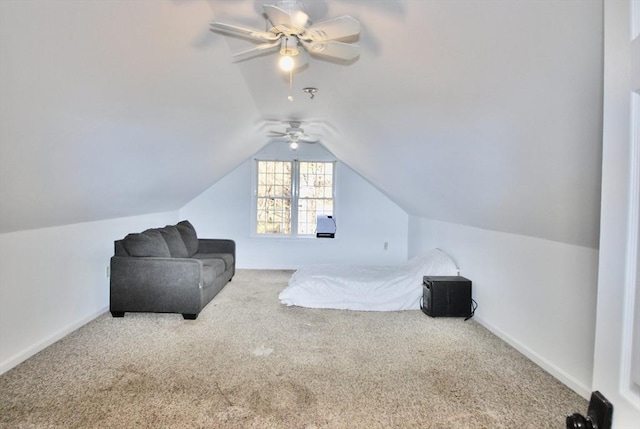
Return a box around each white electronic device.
[316,215,336,238]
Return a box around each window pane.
[257,197,291,234]
[256,160,293,234]
[258,161,292,195]
[299,162,333,199]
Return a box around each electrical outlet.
[384,242,389,250]
[105,266,110,278]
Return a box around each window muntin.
[255,160,335,236]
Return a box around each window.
[255,160,334,236]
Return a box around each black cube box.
[422,276,472,317]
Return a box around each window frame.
[252,158,337,238]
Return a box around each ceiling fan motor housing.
[286,127,303,136]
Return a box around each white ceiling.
[0,0,603,248]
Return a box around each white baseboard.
[474,315,592,400]
[0,306,108,375]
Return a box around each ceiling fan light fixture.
[279,37,299,56]
[290,141,299,151]
[279,54,295,71]
[278,36,299,72]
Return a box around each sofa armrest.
[197,239,235,258]
[110,256,204,314]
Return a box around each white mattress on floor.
[278,248,460,311]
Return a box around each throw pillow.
[158,226,189,258]
[176,220,199,257]
[123,229,171,258]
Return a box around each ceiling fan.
[210,0,361,70]
[268,121,320,149]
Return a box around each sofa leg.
[183,313,198,320]
[111,311,125,318]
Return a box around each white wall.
[408,216,598,398]
[0,211,179,374]
[180,142,409,269]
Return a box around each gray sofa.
[110,220,235,320]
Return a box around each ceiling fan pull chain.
[288,69,294,101]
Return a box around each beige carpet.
[0,269,586,428]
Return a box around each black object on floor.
[421,276,473,319]
[566,391,613,429]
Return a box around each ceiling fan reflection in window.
[210,0,361,72]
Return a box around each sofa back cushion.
[176,220,199,257]
[123,229,171,258]
[159,225,189,258]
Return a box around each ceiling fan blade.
[301,40,360,61]
[300,134,320,143]
[231,40,280,62]
[263,4,294,28]
[302,16,360,42]
[210,22,279,42]
[268,131,288,137]
[262,4,309,30]
[290,9,310,29]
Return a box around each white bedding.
[279,249,460,311]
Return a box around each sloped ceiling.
[0,0,603,248]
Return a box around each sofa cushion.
[193,253,234,271]
[199,258,226,278]
[158,226,189,258]
[201,265,216,290]
[176,220,199,257]
[123,229,171,258]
